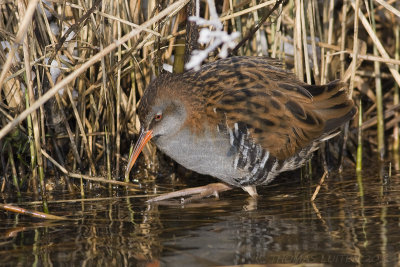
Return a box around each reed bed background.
[0,0,399,200]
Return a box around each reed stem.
[369,0,385,160]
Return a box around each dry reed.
[0,0,399,200]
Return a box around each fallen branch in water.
[0,203,67,220]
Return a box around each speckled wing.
[199,57,356,160]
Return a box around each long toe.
[146,183,233,203]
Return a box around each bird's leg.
[242,185,258,198]
[146,182,233,203]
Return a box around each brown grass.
[0,0,399,197]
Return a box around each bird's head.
[125,73,190,177]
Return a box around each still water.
[1,166,399,266]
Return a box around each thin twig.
[230,0,286,56]
[311,171,328,201]
[0,203,67,220]
[41,149,140,189]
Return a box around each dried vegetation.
[0,0,399,200]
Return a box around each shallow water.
[1,166,400,266]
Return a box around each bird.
[125,56,357,201]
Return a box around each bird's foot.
[146,182,233,203]
[242,185,258,198]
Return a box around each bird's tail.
[305,80,357,133]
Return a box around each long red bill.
[125,129,153,178]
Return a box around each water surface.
[1,166,399,266]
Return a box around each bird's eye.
[154,112,163,121]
